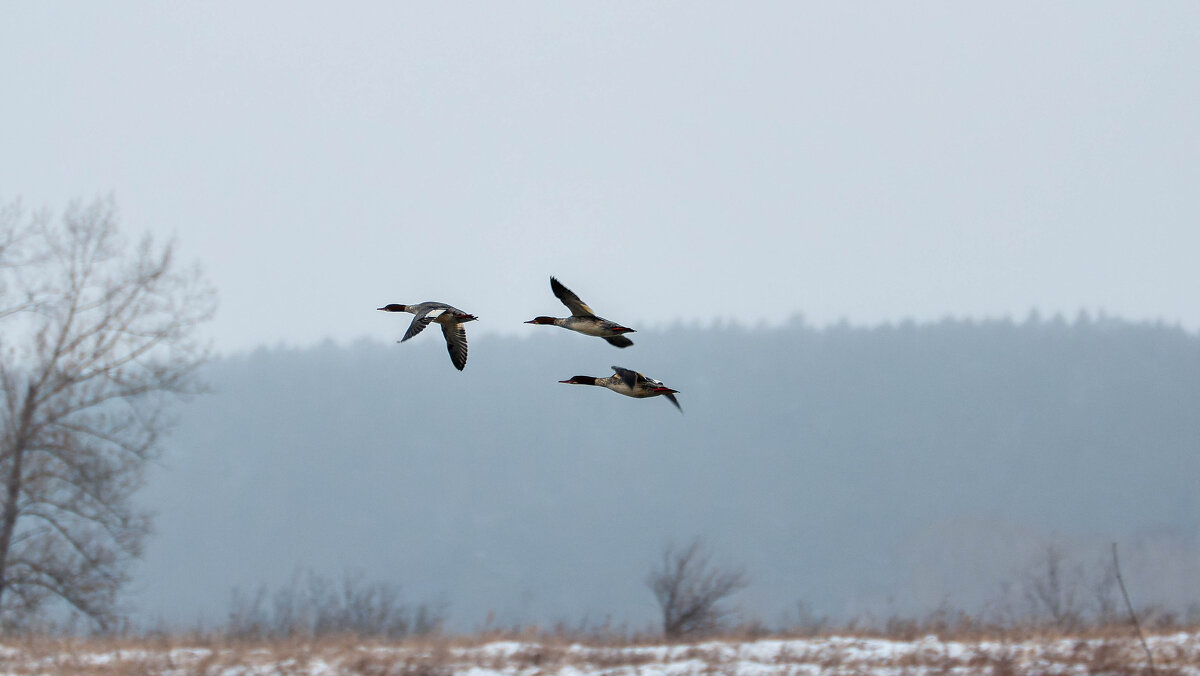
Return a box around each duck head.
[558,375,598,385]
[377,304,408,312]
[525,316,557,325]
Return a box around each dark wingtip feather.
[664,392,683,412]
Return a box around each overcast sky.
[3,2,1197,354]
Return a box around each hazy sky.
[3,2,1197,353]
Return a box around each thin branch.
[1112,542,1156,675]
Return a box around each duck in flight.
[377,302,477,371]
[525,277,636,348]
[559,365,681,412]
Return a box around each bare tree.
[1021,542,1084,630]
[0,197,214,630]
[646,538,749,639]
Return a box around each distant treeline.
[134,315,1200,631]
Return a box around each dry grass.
[0,628,1197,674]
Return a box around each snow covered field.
[1,632,1198,675]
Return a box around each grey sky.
[3,2,1197,353]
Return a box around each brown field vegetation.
[0,625,1197,675]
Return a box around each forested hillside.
[133,315,1200,630]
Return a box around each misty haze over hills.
[132,314,1200,631]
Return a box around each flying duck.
[525,277,636,348]
[559,365,681,412]
[377,302,477,370]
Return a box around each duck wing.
[604,335,634,348]
[441,322,469,370]
[400,302,452,342]
[611,366,643,389]
[402,314,435,342]
[550,277,596,317]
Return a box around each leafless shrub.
[1022,542,1086,630]
[646,537,749,639]
[1009,541,1150,634]
[225,570,446,640]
